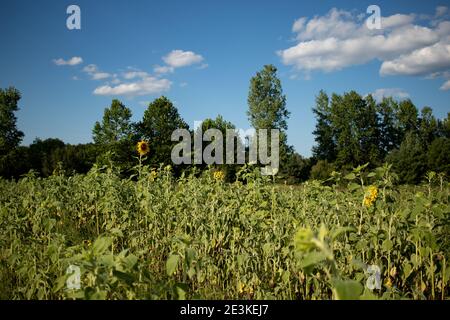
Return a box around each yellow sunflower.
[137,140,149,156]
[363,185,378,207]
[213,170,225,181]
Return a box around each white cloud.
[139,101,151,106]
[83,64,111,80]
[380,41,450,76]
[83,64,98,73]
[436,6,448,18]
[292,17,307,33]
[123,71,149,79]
[440,79,450,90]
[110,77,121,84]
[162,50,204,68]
[179,82,188,87]
[154,65,174,74]
[91,72,111,80]
[278,7,450,89]
[93,76,171,96]
[53,56,83,66]
[154,50,206,74]
[382,14,415,29]
[371,88,410,101]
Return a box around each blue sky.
[1,0,449,157]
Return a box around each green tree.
[0,146,31,178]
[49,143,98,175]
[418,106,438,147]
[355,94,380,165]
[247,65,292,175]
[247,64,289,131]
[92,99,133,145]
[310,159,335,181]
[397,99,418,137]
[377,97,401,156]
[427,137,450,175]
[387,132,427,184]
[0,87,24,156]
[92,100,135,173]
[282,152,312,184]
[29,138,65,176]
[328,91,381,168]
[440,112,450,138]
[312,90,336,161]
[330,92,362,167]
[198,115,241,180]
[138,96,189,166]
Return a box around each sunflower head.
[137,141,149,156]
[213,170,225,181]
[363,185,378,207]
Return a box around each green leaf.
[345,173,356,180]
[331,227,355,240]
[53,274,68,293]
[113,270,135,285]
[262,243,272,255]
[332,279,363,300]
[359,289,379,300]
[403,263,413,279]
[175,283,188,300]
[124,254,138,270]
[318,224,328,242]
[236,254,246,266]
[299,251,327,269]
[88,290,108,300]
[294,227,314,252]
[109,227,123,237]
[381,239,393,252]
[187,267,196,279]
[66,290,85,299]
[185,248,196,266]
[98,254,114,267]
[348,182,360,191]
[166,254,180,276]
[92,236,113,255]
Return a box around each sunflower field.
[0,162,449,300]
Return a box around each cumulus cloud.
[436,6,448,18]
[371,88,410,101]
[123,71,150,79]
[278,6,450,89]
[82,64,97,73]
[380,41,450,76]
[74,54,200,96]
[93,76,171,96]
[163,50,204,68]
[155,50,206,74]
[440,79,450,90]
[382,14,415,29]
[82,64,111,80]
[53,56,83,66]
[91,72,110,80]
[110,75,121,84]
[154,65,174,74]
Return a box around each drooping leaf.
[166,254,180,276]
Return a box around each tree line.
[311,90,449,183]
[0,65,448,183]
